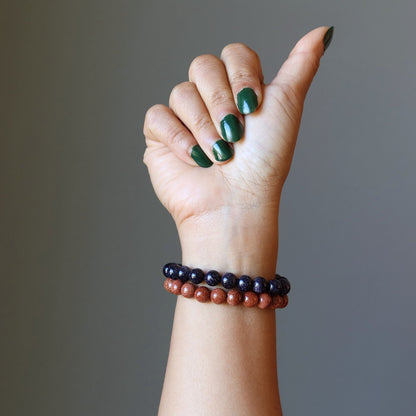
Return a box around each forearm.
[159,206,282,416]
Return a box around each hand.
[143,27,333,275]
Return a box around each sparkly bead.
[222,272,237,289]
[163,263,175,278]
[211,288,227,304]
[238,275,253,292]
[278,276,291,295]
[181,282,196,298]
[258,293,272,309]
[269,278,283,296]
[178,266,191,283]
[253,276,269,294]
[190,268,205,284]
[194,286,210,303]
[243,291,258,307]
[163,278,172,292]
[206,270,221,286]
[269,295,284,309]
[227,289,243,306]
[171,280,183,295]
[168,263,180,280]
[281,295,289,308]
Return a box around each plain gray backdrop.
[2,0,416,415]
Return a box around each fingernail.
[323,26,334,52]
[237,88,258,114]
[212,140,233,162]
[220,114,244,143]
[191,145,213,167]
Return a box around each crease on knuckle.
[272,81,302,123]
[209,89,229,107]
[192,114,212,132]
[143,104,165,137]
[168,125,188,149]
[189,54,219,79]
[231,70,252,86]
[169,82,195,107]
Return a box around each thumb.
[270,26,334,106]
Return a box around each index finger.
[220,43,264,115]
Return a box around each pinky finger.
[143,104,213,168]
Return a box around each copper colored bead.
[211,288,227,304]
[171,280,183,295]
[269,295,284,309]
[227,289,243,306]
[281,294,289,308]
[164,278,171,292]
[167,279,174,293]
[243,291,259,307]
[258,293,272,309]
[194,286,210,303]
[181,282,196,298]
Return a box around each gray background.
[2,0,416,415]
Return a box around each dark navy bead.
[163,263,175,278]
[206,270,221,286]
[279,276,291,295]
[222,272,237,289]
[253,276,269,294]
[189,268,204,284]
[167,263,180,280]
[269,278,283,296]
[178,266,191,283]
[238,275,253,292]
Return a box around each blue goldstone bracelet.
[162,263,291,296]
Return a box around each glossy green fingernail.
[191,145,213,167]
[212,140,233,162]
[323,26,334,52]
[237,88,258,114]
[220,114,244,142]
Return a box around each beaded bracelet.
[162,263,291,310]
[163,278,289,309]
[163,263,291,297]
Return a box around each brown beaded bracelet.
[163,278,289,310]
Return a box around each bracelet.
[162,263,291,310]
[162,263,291,296]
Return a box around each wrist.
[177,203,280,278]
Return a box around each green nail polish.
[191,145,213,168]
[212,140,233,162]
[323,26,334,52]
[237,88,258,114]
[220,114,244,142]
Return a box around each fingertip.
[212,139,234,163]
[237,87,259,115]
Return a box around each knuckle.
[192,114,212,132]
[189,54,219,78]
[221,42,258,60]
[274,82,302,119]
[169,81,195,106]
[230,70,253,85]
[168,125,189,148]
[209,89,229,107]
[143,104,166,136]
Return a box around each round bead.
[243,291,259,307]
[163,278,171,292]
[258,293,272,309]
[281,294,289,308]
[269,295,284,309]
[253,276,269,294]
[227,289,243,306]
[206,270,221,286]
[211,288,227,304]
[194,286,210,303]
[269,278,283,296]
[238,275,253,292]
[167,279,174,292]
[171,280,183,295]
[163,263,175,278]
[167,263,180,280]
[189,268,205,284]
[279,276,291,295]
[178,266,191,283]
[222,272,237,289]
[181,282,196,298]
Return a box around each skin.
[144,26,332,416]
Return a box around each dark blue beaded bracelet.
[206,270,221,286]
[163,263,175,278]
[178,265,191,283]
[238,275,253,292]
[253,276,269,294]
[189,268,205,284]
[278,276,291,295]
[268,278,282,296]
[222,272,237,289]
[167,263,181,280]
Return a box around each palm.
[146,84,302,227]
